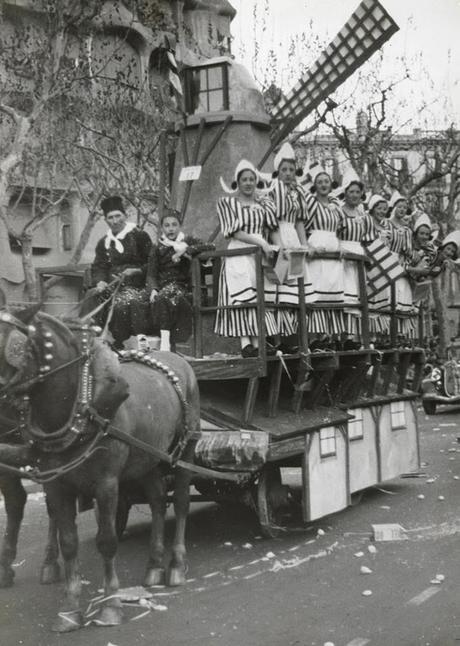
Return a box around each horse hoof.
[0,567,15,588]
[93,605,124,627]
[40,562,61,585]
[51,610,83,633]
[167,567,186,587]
[143,567,165,587]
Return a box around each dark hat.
[101,196,125,216]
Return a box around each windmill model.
[169,0,399,242]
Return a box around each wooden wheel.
[257,464,289,539]
[422,399,437,415]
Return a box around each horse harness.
[0,311,244,484]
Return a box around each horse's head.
[0,303,42,391]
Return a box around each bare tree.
[0,0,176,301]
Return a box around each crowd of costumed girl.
[215,143,459,358]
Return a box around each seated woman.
[146,210,213,352]
[214,159,279,358]
[91,195,152,349]
[302,163,345,338]
[268,142,308,342]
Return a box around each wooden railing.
[191,248,375,360]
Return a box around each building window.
[62,224,73,251]
[390,401,406,430]
[183,62,229,115]
[319,427,337,458]
[349,408,364,441]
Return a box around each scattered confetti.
[360,566,373,574]
[266,552,276,559]
[417,494,425,500]
[317,529,325,536]
[223,542,232,547]
[435,574,445,582]
[426,478,436,484]
[362,589,373,596]
[367,545,377,554]
[242,543,253,549]
[354,551,364,558]
[438,495,445,501]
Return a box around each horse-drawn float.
[0,0,427,632]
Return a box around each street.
[0,405,458,646]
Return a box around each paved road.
[0,405,458,646]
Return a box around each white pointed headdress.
[341,166,363,191]
[273,142,296,172]
[220,159,259,194]
[308,162,330,185]
[441,230,460,249]
[367,194,388,213]
[389,191,407,209]
[413,212,432,232]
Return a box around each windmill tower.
[171,0,399,240]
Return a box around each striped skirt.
[214,239,278,338]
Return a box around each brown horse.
[0,404,60,588]
[0,306,200,632]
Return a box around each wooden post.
[243,377,260,425]
[390,283,397,347]
[180,117,205,223]
[292,276,309,414]
[255,249,267,367]
[158,130,167,223]
[191,257,203,358]
[357,260,370,348]
[297,276,308,354]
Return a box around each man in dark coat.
[91,196,152,348]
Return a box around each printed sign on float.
[179,165,202,182]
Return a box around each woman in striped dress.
[268,142,308,338]
[303,164,345,335]
[388,192,416,336]
[366,194,414,337]
[214,159,279,358]
[338,171,373,337]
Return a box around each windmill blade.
[268,0,399,148]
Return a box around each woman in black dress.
[91,195,152,348]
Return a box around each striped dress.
[367,219,415,336]
[339,204,374,335]
[269,179,308,335]
[303,193,346,335]
[214,195,279,338]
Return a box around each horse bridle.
[0,311,89,396]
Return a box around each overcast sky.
[232,0,460,130]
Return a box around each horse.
[0,403,61,588]
[0,305,200,632]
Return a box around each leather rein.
[0,312,247,485]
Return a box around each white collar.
[104,221,137,253]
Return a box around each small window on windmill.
[319,427,337,458]
[390,401,406,430]
[348,408,364,441]
[183,61,230,115]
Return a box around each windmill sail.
[269,0,399,146]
